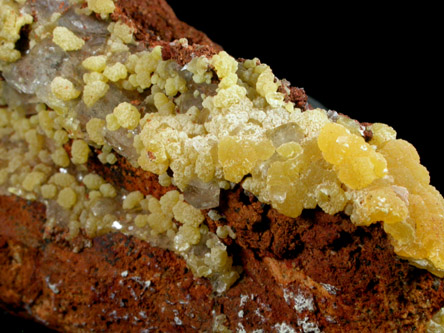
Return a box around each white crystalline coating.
[112,220,123,230]
[283,288,315,313]
[273,322,297,333]
[174,317,183,325]
[297,317,321,333]
[255,308,266,323]
[45,276,60,294]
[239,294,250,307]
[320,282,337,295]
[237,322,247,333]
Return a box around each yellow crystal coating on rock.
[127,46,444,278]
[187,56,212,83]
[1,41,241,292]
[369,122,397,147]
[110,21,134,44]
[51,147,70,167]
[57,187,77,209]
[86,118,106,145]
[211,51,238,78]
[22,171,46,191]
[2,4,444,293]
[122,191,144,210]
[83,174,105,190]
[172,200,205,227]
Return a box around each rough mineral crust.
[1,0,444,332]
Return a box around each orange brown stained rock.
[130,99,141,106]
[0,195,217,332]
[147,151,156,161]
[0,195,46,249]
[63,139,176,200]
[278,83,309,110]
[159,41,220,67]
[112,0,222,51]
[208,185,444,330]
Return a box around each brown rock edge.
[1,0,444,332]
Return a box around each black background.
[168,1,443,192]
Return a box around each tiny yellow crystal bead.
[51,77,81,101]
[52,26,85,51]
[112,102,140,130]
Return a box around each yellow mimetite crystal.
[379,139,444,274]
[218,136,275,183]
[0,0,33,63]
[52,26,85,52]
[318,122,387,189]
[87,0,115,15]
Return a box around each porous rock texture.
[1,0,444,332]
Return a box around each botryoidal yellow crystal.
[316,122,444,275]
[218,136,275,183]
[379,139,444,274]
[318,122,387,190]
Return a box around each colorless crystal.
[268,122,304,147]
[183,179,220,209]
[2,39,68,95]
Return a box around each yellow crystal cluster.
[318,122,387,190]
[0,3,240,291]
[0,101,239,291]
[125,44,444,276]
[242,110,347,219]
[379,139,444,274]
[134,49,296,190]
[86,0,115,18]
[316,121,444,274]
[0,0,33,64]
